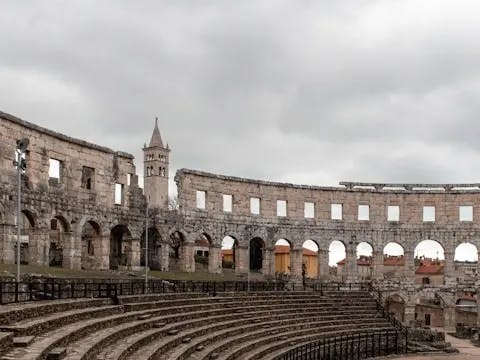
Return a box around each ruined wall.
[175,169,480,282]
[0,111,146,270]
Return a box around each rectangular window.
[250,197,260,215]
[460,205,473,222]
[277,200,287,217]
[48,159,61,179]
[358,205,370,221]
[387,206,400,222]
[81,166,95,190]
[304,202,315,218]
[114,183,123,205]
[423,206,435,222]
[196,190,206,209]
[331,204,343,220]
[223,194,233,212]
[127,173,132,186]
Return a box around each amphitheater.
[0,110,478,358]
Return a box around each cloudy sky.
[2,1,480,193]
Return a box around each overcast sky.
[2,1,480,195]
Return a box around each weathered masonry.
[0,111,147,270]
[174,169,480,285]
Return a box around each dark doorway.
[250,238,264,271]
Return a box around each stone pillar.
[373,250,384,280]
[290,248,303,281]
[1,224,15,264]
[404,249,416,284]
[182,243,195,272]
[444,305,456,332]
[404,304,416,326]
[62,232,81,270]
[160,242,169,271]
[29,229,49,266]
[235,245,248,275]
[443,250,456,286]
[208,245,222,274]
[98,235,110,270]
[262,247,274,277]
[129,237,141,268]
[318,249,330,280]
[346,245,358,282]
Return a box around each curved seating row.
[0,290,394,360]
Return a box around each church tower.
[143,118,170,209]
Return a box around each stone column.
[372,250,384,280]
[404,249,416,284]
[290,248,303,282]
[1,224,15,264]
[208,245,222,274]
[235,245,249,275]
[318,249,330,280]
[182,243,195,272]
[444,305,456,332]
[29,229,49,266]
[346,245,358,282]
[160,242,169,271]
[129,237,141,269]
[404,304,416,326]
[62,232,81,270]
[443,250,456,286]
[98,235,110,270]
[262,247,274,277]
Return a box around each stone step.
[46,347,67,360]
[13,336,35,347]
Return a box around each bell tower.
[143,118,170,209]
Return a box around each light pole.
[14,138,29,283]
[145,204,149,288]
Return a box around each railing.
[0,279,288,304]
[278,330,406,360]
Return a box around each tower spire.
[149,117,164,148]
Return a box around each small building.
[415,258,444,285]
[336,256,372,280]
[274,245,318,278]
[383,255,404,278]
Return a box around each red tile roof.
[384,255,405,266]
[337,256,372,267]
[274,245,317,256]
[415,260,444,275]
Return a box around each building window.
[250,197,260,215]
[423,206,435,222]
[223,194,233,212]
[87,240,94,255]
[48,159,61,180]
[387,206,400,222]
[196,190,206,209]
[127,173,132,186]
[114,183,123,205]
[331,204,343,220]
[277,200,287,217]
[358,205,370,221]
[304,202,315,219]
[460,205,473,222]
[81,166,95,190]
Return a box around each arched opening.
[140,227,162,270]
[81,220,101,270]
[455,243,478,284]
[48,216,69,267]
[221,236,237,270]
[274,239,291,276]
[169,231,186,272]
[329,240,346,280]
[249,237,264,271]
[302,240,319,279]
[383,242,405,279]
[109,225,131,270]
[194,233,212,272]
[414,240,445,286]
[17,210,35,265]
[356,242,373,280]
[386,294,406,322]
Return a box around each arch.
[454,242,478,262]
[221,235,237,270]
[383,242,405,279]
[414,239,445,286]
[250,237,264,271]
[140,227,162,270]
[302,240,319,279]
[193,233,213,272]
[329,240,346,280]
[21,210,36,228]
[109,225,131,270]
[48,215,70,267]
[385,293,406,322]
[274,239,291,275]
[169,230,186,272]
[81,220,102,270]
[356,242,373,280]
[356,242,373,258]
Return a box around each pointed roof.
[149,117,164,148]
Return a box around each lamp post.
[145,204,149,289]
[14,138,29,283]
